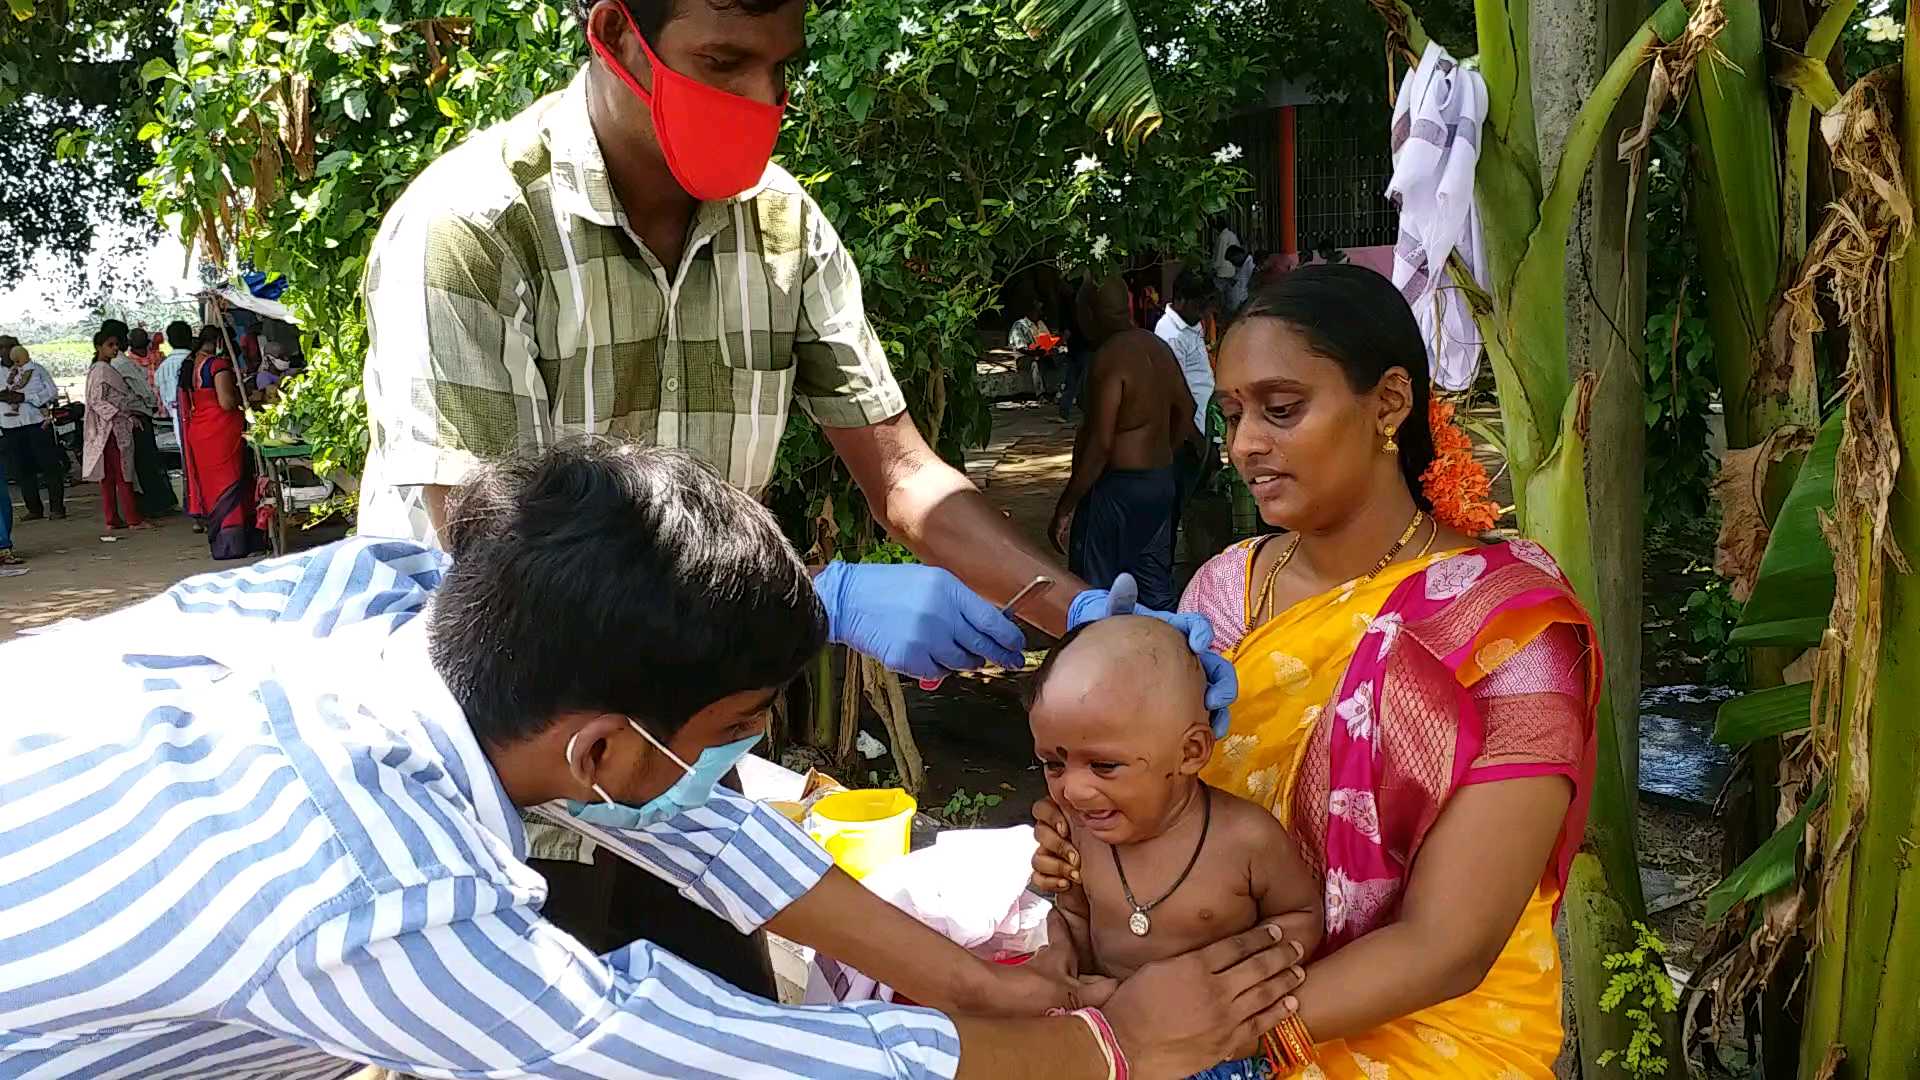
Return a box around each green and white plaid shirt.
[358,66,905,542]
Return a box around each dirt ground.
[0,480,253,640]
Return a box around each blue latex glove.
[816,562,1028,681]
[1068,573,1239,737]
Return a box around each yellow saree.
[1185,538,1596,1078]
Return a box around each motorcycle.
[50,400,83,477]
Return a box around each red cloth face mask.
[587,8,785,202]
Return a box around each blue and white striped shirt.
[0,538,961,1079]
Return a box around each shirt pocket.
[718,363,798,496]
[711,206,800,375]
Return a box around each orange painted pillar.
[1278,105,1298,255]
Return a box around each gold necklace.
[1254,535,1302,624]
[1363,511,1427,581]
[1416,516,1439,558]
[1254,511,1427,625]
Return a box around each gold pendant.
[1128,910,1151,936]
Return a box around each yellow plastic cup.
[807,788,916,879]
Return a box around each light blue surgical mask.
[563,719,762,830]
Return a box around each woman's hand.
[1030,797,1081,895]
[1102,923,1307,1078]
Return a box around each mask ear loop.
[564,731,617,806]
[626,717,694,773]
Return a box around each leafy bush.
[1641,125,1720,532]
[143,0,1255,557]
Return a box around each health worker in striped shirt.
[358,0,1238,1001]
[0,442,1306,1080]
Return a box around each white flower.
[1508,539,1564,580]
[1329,788,1382,843]
[1864,15,1904,41]
[884,49,912,75]
[1088,234,1110,261]
[1211,143,1244,164]
[1335,681,1375,743]
[1072,153,1101,176]
[1324,868,1354,933]
[1366,612,1404,661]
[1423,552,1488,600]
[943,9,960,22]
[803,60,820,78]
[898,14,926,35]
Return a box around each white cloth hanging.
[1386,42,1489,392]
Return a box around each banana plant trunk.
[1681,0,1849,1068]
[1799,16,1920,1073]
[1452,0,1689,1072]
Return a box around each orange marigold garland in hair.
[1421,396,1501,534]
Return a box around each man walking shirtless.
[1049,288,1200,610]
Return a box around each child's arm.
[1042,822,1097,977]
[1041,903,1097,980]
[1245,811,1324,962]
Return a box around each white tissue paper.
[803,826,1054,1005]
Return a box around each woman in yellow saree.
[1035,264,1599,1078]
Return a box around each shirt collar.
[379,615,527,860]
[1159,306,1197,334]
[546,64,776,230]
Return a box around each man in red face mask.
[357,2,1257,1071]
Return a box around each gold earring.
[1382,425,1399,453]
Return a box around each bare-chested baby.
[1026,615,1323,1080]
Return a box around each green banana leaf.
[1010,0,1162,142]
[1731,409,1842,647]
[1705,777,1831,923]
[1714,682,1814,745]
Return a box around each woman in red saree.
[1034,265,1599,1077]
[177,326,262,559]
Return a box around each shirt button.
[665,376,681,392]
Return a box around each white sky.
[0,221,200,325]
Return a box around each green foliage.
[1732,408,1842,648]
[1840,0,1908,82]
[144,0,584,480]
[1012,0,1163,142]
[1714,681,1814,746]
[0,3,176,291]
[17,339,90,379]
[937,788,1004,828]
[139,0,1254,553]
[1594,922,1680,1079]
[1682,575,1746,685]
[1641,123,1720,531]
[761,0,1253,555]
[256,320,370,479]
[1705,777,1829,922]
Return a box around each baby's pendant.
[1128,909,1151,936]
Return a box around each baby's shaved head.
[1025,615,1208,734]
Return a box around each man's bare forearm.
[888,463,1085,635]
[826,415,1086,634]
[765,867,1000,1012]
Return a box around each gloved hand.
[816,562,1028,681]
[1068,573,1238,737]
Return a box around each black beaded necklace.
[1110,784,1212,937]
